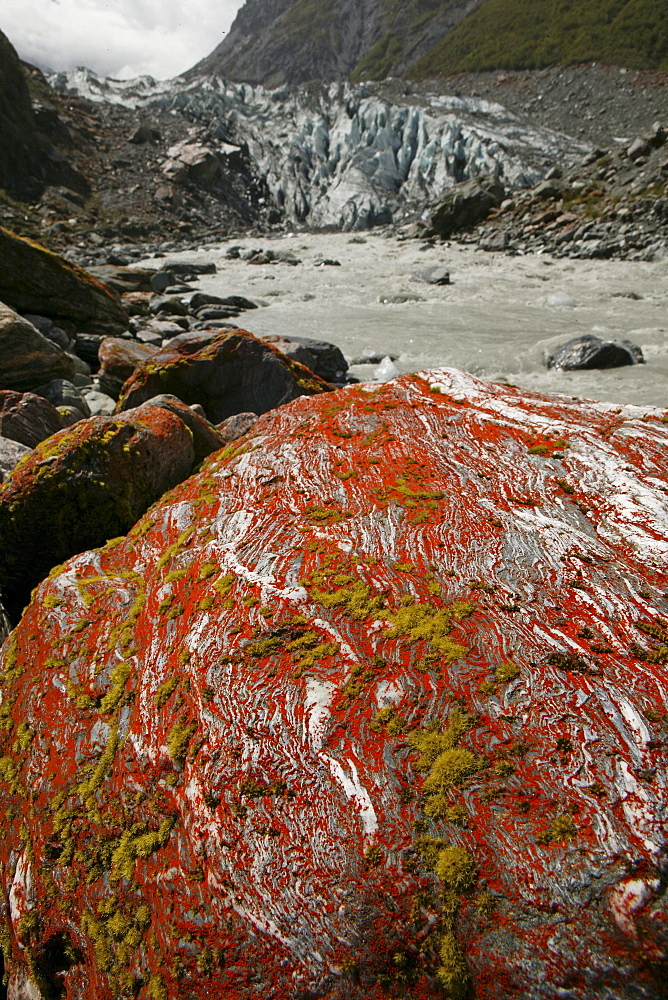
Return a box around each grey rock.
[135,329,164,346]
[217,411,260,442]
[411,266,451,286]
[57,405,88,427]
[480,230,511,251]
[82,390,117,416]
[0,437,31,483]
[35,379,92,417]
[73,333,105,368]
[150,272,178,294]
[150,295,189,317]
[627,137,651,161]
[425,178,505,239]
[350,350,399,365]
[193,307,240,321]
[21,314,53,334]
[189,292,258,312]
[128,124,161,145]
[547,335,645,371]
[162,140,222,186]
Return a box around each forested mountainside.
[189,0,668,87]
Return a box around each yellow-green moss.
[495,661,520,683]
[155,677,179,709]
[383,601,475,662]
[166,722,197,766]
[537,813,578,844]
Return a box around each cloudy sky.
[1,0,246,79]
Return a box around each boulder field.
[0,370,667,1000]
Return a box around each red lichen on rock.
[0,369,667,999]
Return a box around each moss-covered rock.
[0,302,77,392]
[116,328,332,423]
[0,369,666,998]
[0,405,197,620]
[0,227,129,337]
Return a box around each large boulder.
[162,140,223,186]
[0,389,65,447]
[0,401,217,621]
[0,227,129,336]
[547,335,645,370]
[0,370,666,1000]
[116,328,331,423]
[0,302,77,391]
[98,337,159,400]
[425,177,505,238]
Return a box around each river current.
[151,231,668,409]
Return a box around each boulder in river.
[0,389,64,447]
[0,369,666,1000]
[547,334,644,370]
[425,177,505,238]
[0,302,77,391]
[411,266,451,286]
[0,228,128,336]
[116,328,331,423]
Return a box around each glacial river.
[153,231,668,409]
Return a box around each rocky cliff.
[0,30,45,199]
[188,0,668,88]
[189,0,485,88]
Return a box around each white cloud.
[0,0,245,79]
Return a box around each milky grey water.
[151,232,668,409]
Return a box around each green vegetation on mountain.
[190,0,668,87]
[350,0,453,82]
[410,0,668,78]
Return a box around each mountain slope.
[189,0,668,87]
[188,0,485,87]
[410,0,668,78]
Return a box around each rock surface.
[0,404,203,621]
[547,335,645,371]
[0,390,65,447]
[0,227,128,336]
[0,29,44,199]
[116,328,331,423]
[98,337,159,400]
[0,302,77,391]
[0,369,666,999]
[0,437,31,484]
[424,177,505,238]
[260,334,348,384]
